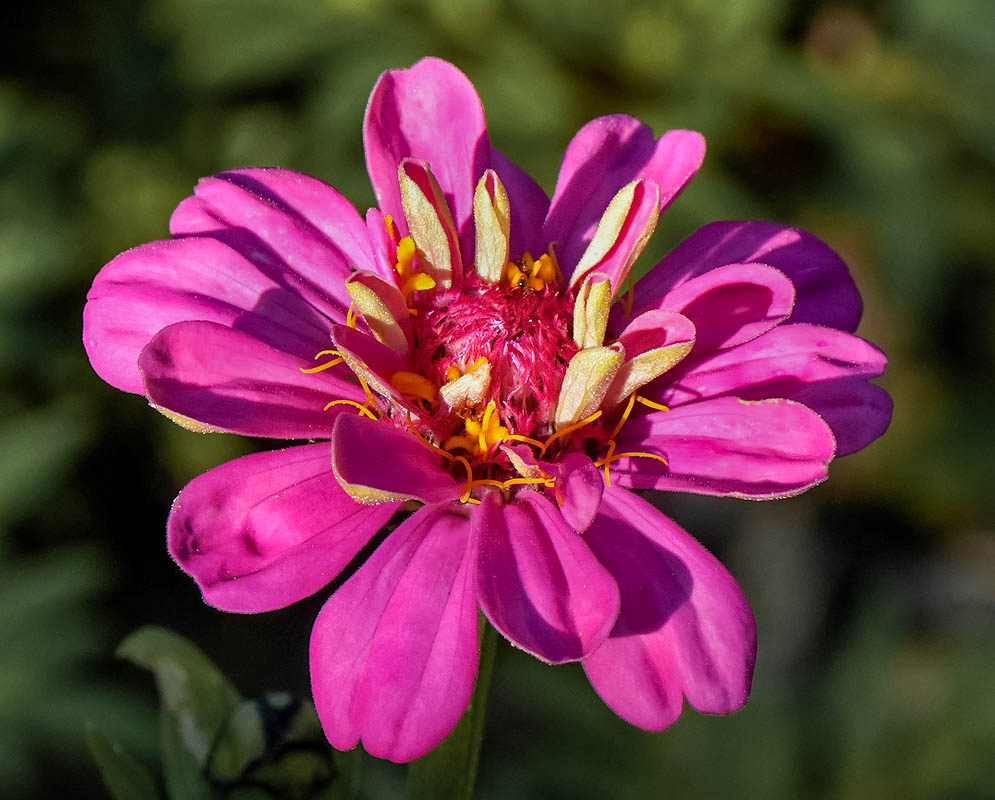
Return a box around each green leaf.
[206,691,337,799]
[118,626,242,800]
[86,724,161,800]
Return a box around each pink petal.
[554,453,605,534]
[630,262,796,352]
[543,116,704,277]
[83,237,330,394]
[653,323,890,455]
[474,490,620,664]
[138,320,358,438]
[583,487,756,729]
[310,503,477,763]
[489,146,549,259]
[168,444,398,613]
[365,207,401,281]
[330,412,461,505]
[634,221,862,332]
[170,168,374,323]
[616,309,696,357]
[611,396,836,498]
[364,58,489,265]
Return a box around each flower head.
[83,58,891,762]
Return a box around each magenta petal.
[310,503,477,762]
[543,116,704,275]
[613,396,836,498]
[489,146,549,259]
[330,412,461,504]
[83,237,330,394]
[656,323,890,455]
[364,58,489,263]
[555,453,605,534]
[648,263,795,351]
[168,444,398,613]
[583,487,756,729]
[617,309,696,357]
[170,169,374,323]
[474,490,620,664]
[139,320,359,438]
[635,221,862,331]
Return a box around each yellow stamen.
[635,395,670,412]
[609,393,638,441]
[501,476,555,489]
[346,302,359,328]
[300,349,344,374]
[457,455,475,502]
[504,433,546,450]
[540,410,603,456]
[353,370,384,417]
[601,440,617,484]
[384,214,398,243]
[323,399,378,420]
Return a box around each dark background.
[1,0,993,797]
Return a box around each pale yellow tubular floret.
[398,163,461,288]
[473,170,511,284]
[554,344,625,430]
[572,273,612,349]
[570,179,661,292]
[345,276,411,357]
[602,339,695,411]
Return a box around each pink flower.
[83,58,891,762]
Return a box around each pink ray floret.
[83,57,892,762]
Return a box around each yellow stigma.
[502,246,560,291]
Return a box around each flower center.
[409,273,576,439]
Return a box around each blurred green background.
[2,0,993,797]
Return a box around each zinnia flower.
[83,58,891,762]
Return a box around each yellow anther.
[540,410,603,456]
[595,449,668,486]
[390,371,438,410]
[300,349,344,374]
[445,364,461,382]
[323,399,378,420]
[384,214,398,243]
[346,302,359,328]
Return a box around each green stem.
[407,617,499,800]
